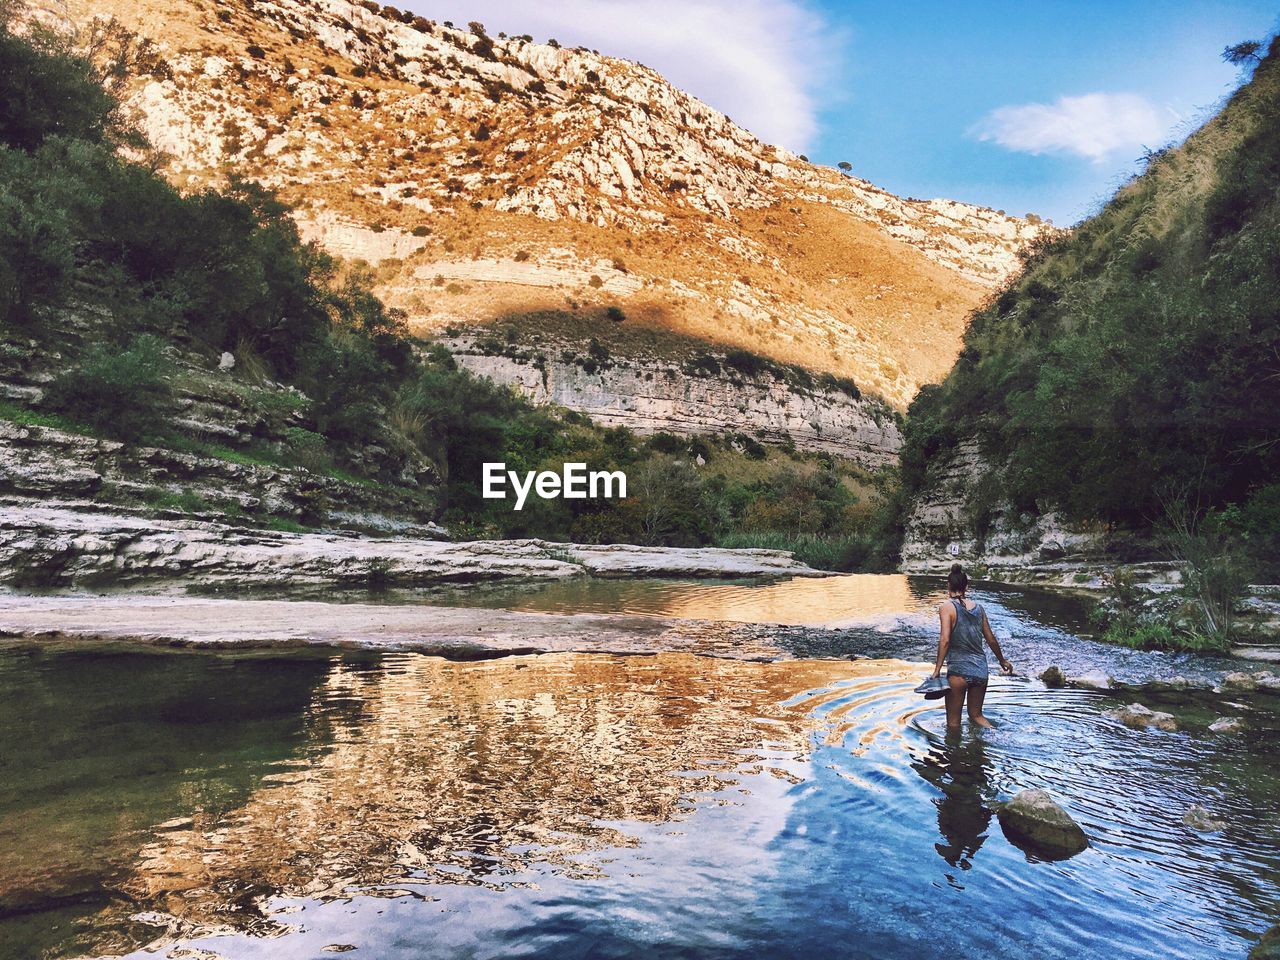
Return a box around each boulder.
[1183,804,1228,833]
[1208,716,1244,735]
[1039,665,1065,688]
[1146,675,1190,692]
[1221,671,1259,693]
[1256,672,1280,695]
[1104,702,1178,732]
[1072,671,1112,690]
[997,788,1089,860]
[1251,924,1280,960]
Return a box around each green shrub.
[46,334,173,441]
[0,18,122,152]
[896,37,1280,531]
[1102,622,1231,653]
[283,426,330,472]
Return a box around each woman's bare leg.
[945,676,967,730]
[967,681,995,728]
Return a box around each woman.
[931,563,1012,730]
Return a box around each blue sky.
[410,1,1279,224]
[807,1,1279,223]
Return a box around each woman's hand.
[1000,659,1013,675]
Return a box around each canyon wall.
[441,336,903,469]
[899,439,1172,585]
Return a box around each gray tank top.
[946,599,989,678]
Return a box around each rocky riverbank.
[0,595,771,659]
[0,502,819,590]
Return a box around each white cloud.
[972,92,1171,161]
[402,0,840,150]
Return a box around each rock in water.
[1183,804,1227,833]
[1104,702,1178,732]
[1221,671,1259,693]
[1209,716,1244,734]
[997,789,1089,860]
[1072,671,1112,690]
[1252,924,1280,960]
[1039,665,1065,688]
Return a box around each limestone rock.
[1221,672,1259,693]
[1254,671,1280,695]
[997,789,1089,860]
[1208,716,1244,735]
[56,0,1051,416]
[1105,703,1178,732]
[445,337,902,467]
[0,594,776,661]
[1072,672,1113,691]
[0,504,819,590]
[1183,804,1228,833]
[218,351,235,371]
[1039,665,1065,688]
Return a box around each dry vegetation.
[65,0,1047,406]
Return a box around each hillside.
[49,0,1047,407]
[899,38,1280,578]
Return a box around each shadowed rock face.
[996,788,1089,861]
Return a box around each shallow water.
[332,574,1244,684]
[2,641,1277,960]
[416,572,941,627]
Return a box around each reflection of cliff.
[0,651,326,958]
[119,654,868,935]
[497,573,923,627]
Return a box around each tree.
[1223,40,1262,65]
[837,160,852,175]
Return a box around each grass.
[263,516,310,533]
[141,488,214,513]
[0,400,96,435]
[715,530,872,572]
[1101,622,1233,654]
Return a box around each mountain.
[56,0,1046,408]
[898,38,1280,580]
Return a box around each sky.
[404,1,1279,224]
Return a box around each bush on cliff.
[46,334,173,442]
[898,37,1280,567]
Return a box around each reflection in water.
[106,654,873,948]
[2,646,1278,960]
[414,574,929,626]
[915,733,997,873]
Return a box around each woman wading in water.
[931,564,1012,730]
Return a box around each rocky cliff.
[443,334,902,468]
[897,439,1158,585]
[50,0,1048,407]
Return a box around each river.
[1,575,1277,959]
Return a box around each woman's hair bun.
[950,563,964,575]
[947,563,969,593]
